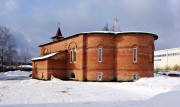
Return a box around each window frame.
[133,47,137,63]
[43,49,48,55]
[98,72,103,81]
[98,47,102,62]
[70,49,73,63]
[74,48,76,63]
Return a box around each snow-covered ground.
[0,70,31,80]
[0,71,180,107]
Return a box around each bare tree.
[110,25,115,31]
[6,38,17,66]
[13,50,20,69]
[0,26,17,72]
[20,48,31,65]
[102,23,116,31]
[102,23,109,31]
[0,27,10,62]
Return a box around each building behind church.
[32,26,158,81]
[154,47,180,70]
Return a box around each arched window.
[43,49,48,55]
[68,42,77,64]
[98,47,102,62]
[69,72,75,79]
[133,47,137,63]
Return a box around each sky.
[0,0,180,58]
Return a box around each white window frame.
[133,72,138,81]
[98,72,103,81]
[70,49,73,63]
[98,47,102,62]
[74,48,76,63]
[133,47,137,63]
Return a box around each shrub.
[20,68,32,71]
[173,65,180,71]
[0,67,6,72]
[164,66,171,72]
[154,67,161,72]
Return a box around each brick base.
[116,70,154,81]
[85,70,115,81]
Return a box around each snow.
[81,31,120,34]
[69,31,157,39]
[31,52,59,61]
[18,65,32,68]
[80,31,156,35]
[0,71,180,107]
[4,70,31,77]
[141,91,180,107]
[0,70,31,80]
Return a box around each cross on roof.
[58,22,60,28]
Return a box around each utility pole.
[114,17,118,32]
[167,50,168,67]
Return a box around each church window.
[133,47,137,63]
[74,48,76,63]
[98,47,102,62]
[98,72,103,81]
[43,49,48,55]
[70,49,73,63]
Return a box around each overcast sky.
[0,0,180,58]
